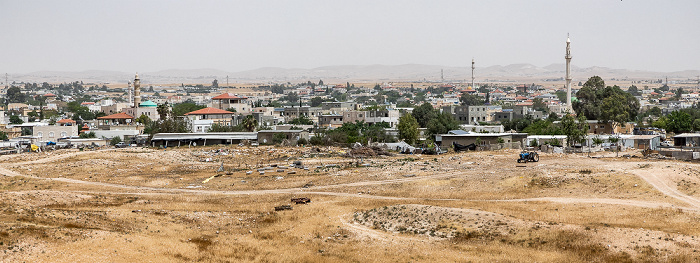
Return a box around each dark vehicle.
[517,151,539,163]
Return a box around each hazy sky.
[1,0,698,73]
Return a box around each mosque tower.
[471,58,475,89]
[134,73,141,108]
[565,35,573,113]
[127,81,133,107]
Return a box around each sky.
[1,0,698,73]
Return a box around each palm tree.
[591,136,604,157]
[242,115,258,132]
[608,136,620,157]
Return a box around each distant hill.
[6,64,699,84]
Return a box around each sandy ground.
[0,146,698,262]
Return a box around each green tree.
[0,131,8,141]
[6,87,26,103]
[522,120,562,135]
[397,114,419,145]
[647,107,662,117]
[573,76,606,117]
[532,98,548,112]
[459,93,485,106]
[600,92,633,130]
[693,119,700,132]
[573,76,639,125]
[172,102,204,116]
[627,85,641,96]
[675,88,684,101]
[136,114,151,125]
[9,115,23,124]
[110,136,122,146]
[426,112,460,137]
[79,131,96,138]
[208,123,234,132]
[555,90,567,103]
[561,114,587,148]
[282,92,299,103]
[665,110,693,134]
[157,103,170,119]
[289,116,314,125]
[212,79,219,88]
[310,97,324,107]
[411,103,437,128]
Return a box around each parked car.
[115,142,128,148]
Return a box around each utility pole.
[226,75,229,88]
[4,73,8,90]
[441,69,444,83]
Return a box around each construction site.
[0,145,698,262]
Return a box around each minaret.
[471,58,475,89]
[127,81,133,107]
[565,35,573,113]
[134,73,141,108]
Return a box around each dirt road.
[1,152,698,212]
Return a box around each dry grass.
[0,147,698,262]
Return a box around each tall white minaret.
[565,35,573,113]
[471,58,475,89]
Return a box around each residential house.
[211,93,250,113]
[184,107,235,133]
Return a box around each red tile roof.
[56,119,76,124]
[212,93,247,100]
[97,112,134,119]
[184,107,235,115]
[44,93,56,97]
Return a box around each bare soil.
[0,146,698,262]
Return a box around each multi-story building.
[184,107,235,133]
[211,93,250,113]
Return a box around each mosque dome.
[139,100,157,107]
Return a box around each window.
[37,132,43,137]
[49,132,55,138]
[61,132,67,137]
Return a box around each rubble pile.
[345,146,394,157]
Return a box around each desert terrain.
[0,146,698,262]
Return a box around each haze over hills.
[5,64,699,85]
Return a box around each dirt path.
[493,197,699,211]
[628,166,700,209]
[3,153,699,212]
[338,214,428,243]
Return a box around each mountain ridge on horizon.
[7,64,699,84]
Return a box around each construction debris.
[274,205,292,211]
[291,197,311,204]
[345,146,394,158]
